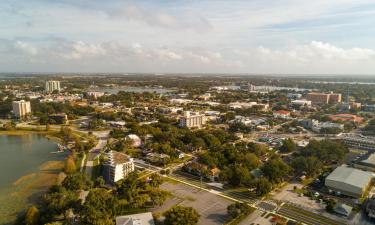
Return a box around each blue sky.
[1,0,375,74]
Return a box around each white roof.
[326,165,373,189]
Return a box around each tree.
[64,156,76,174]
[25,206,40,225]
[254,178,272,196]
[291,156,322,177]
[279,138,297,153]
[227,202,251,219]
[62,173,92,191]
[80,189,117,225]
[261,158,290,184]
[164,206,200,225]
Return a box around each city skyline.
[1,0,375,74]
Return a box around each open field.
[155,181,234,225]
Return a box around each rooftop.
[326,165,373,189]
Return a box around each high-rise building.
[104,151,134,183]
[179,111,207,128]
[12,100,31,118]
[306,92,342,105]
[45,80,61,93]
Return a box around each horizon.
[2,0,375,74]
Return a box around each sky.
[1,0,375,74]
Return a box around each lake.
[0,134,65,224]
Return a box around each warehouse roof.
[326,165,373,189]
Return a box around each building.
[329,114,364,123]
[86,91,105,99]
[354,153,375,172]
[290,99,312,107]
[116,212,155,225]
[287,93,302,99]
[48,113,68,124]
[179,111,207,128]
[104,151,134,183]
[333,203,352,217]
[45,80,61,93]
[311,122,344,133]
[325,165,373,198]
[273,110,291,119]
[306,92,342,105]
[339,133,375,151]
[12,100,31,118]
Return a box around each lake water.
[0,134,64,224]
[90,86,174,94]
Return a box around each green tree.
[261,158,290,184]
[254,178,272,196]
[62,173,93,191]
[279,138,297,153]
[164,206,200,225]
[25,206,40,225]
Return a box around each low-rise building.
[325,165,373,198]
[104,151,134,183]
[126,134,142,148]
[290,99,312,107]
[354,153,375,172]
[339,133,375,151]
[273,110,291,119]
[48,113,68,124]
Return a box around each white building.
[86,91,105,99]
[45,80,61,93]
[12,100,31,118]
[325,165,373,198]
[105,151,134,183]
[179,111,207,128]
[290,99,312,107]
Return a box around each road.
[84,130,109,178]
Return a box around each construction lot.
[154,181,234,225]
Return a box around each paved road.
[84,130,109,178]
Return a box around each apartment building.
[104,151,134,183]
[306,92,342,105]
[179,111,207,128]
[45,80,61,93]
[12,100,31,118]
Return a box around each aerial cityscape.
[2,1,375,225]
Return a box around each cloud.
[14,41,38,55]
[107,5,212,32]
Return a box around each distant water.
[0,134,61,188]
[90,86,173,94]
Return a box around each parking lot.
[154,181,234,225]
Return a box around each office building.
[179,111,207,128]
[104,151,134,183]
[45,80,61,93]
[12,100,31,118]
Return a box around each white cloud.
[14,41,38,55]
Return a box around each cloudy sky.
[1,0,375,74]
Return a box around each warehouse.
[325,165,373,198]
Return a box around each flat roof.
[326,165,373,189]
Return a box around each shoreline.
[0,133,66,224]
